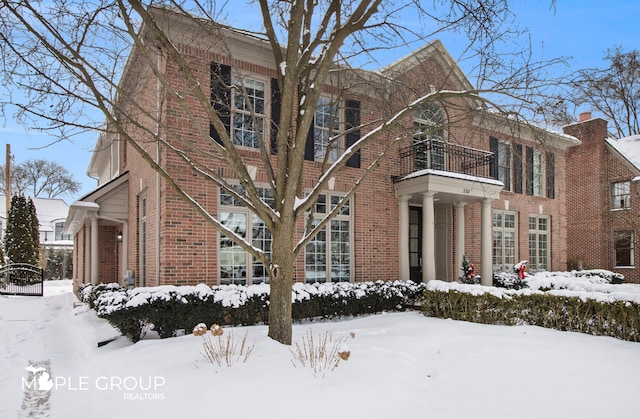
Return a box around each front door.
[435,205,452,281]
[409,205,452,282]
[409,207,422,282]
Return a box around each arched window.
[413,103,446,170]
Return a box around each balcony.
[398,139,495,180]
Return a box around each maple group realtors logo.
[22,362,166,400]
[23,363,54,392]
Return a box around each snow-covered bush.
[422,274,640,342]
[292,280,424,320]
[80,282,123,308]
[88,280,425,342]
[569,269,624,284]
[492,272,528,290]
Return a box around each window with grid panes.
[614,230,634,267]
[533,150,544,196]
[314,97,339,161]
[496,141,511,191]
[529,215,549,271]
[232,77,265,148]
[219,186,274,285]
[305,194,352,283]
[493,210,517,272]
[413,102,445,170]
[611,181,631,210]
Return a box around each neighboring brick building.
[565,113,640,283]
[65,7,580,290]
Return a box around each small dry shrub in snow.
[290,329,353,376]
[210,324,224,336]
[201,328,255,367]
[192,323,207,336]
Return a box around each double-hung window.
[493,211,517,272]
[614,231,634,267]
[491,138,516,191]
[219,186,274,285]
[532,150,544,196]
[305,194,352,283]
[524,147,554,198]
[496,141,511,191]
[54,222,72,241]
[232,77,265,148]
[611,181,631,210]
[314,97,339,161]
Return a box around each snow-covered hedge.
[81,280,425,342]
[493,269,624,290]
[423,272,640,342]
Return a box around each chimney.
[579,111,592,122]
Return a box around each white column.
[90,217,99,285]
[454,202,467,281]
[84,227,91,284]
[122,222,129,281]
[480,198,493,286]
[398,195,410,280]
[422,192,436,283]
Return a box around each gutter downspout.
[155,47,164,286]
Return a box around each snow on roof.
[401,168,505,186]
[0,195,70,225]
[605,134,640,172]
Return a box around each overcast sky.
[1,0,637,203]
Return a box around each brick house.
[65,7,580,290]
[565,113,640,282]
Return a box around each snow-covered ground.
[1,279,639,419]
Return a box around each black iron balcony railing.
[398,139,495,180]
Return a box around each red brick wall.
[565,118,609,271]
[606,145,640,282]
[97,225,118,283]
[564,117,640,283]
[113,37,573,286]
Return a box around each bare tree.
[0,0,561,344]
[544,47,640,137]
[0,159,80,198]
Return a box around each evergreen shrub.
[421,289,640,342]
[81,280,425,342]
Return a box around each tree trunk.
[267,222,295,345]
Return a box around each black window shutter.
[345,99,361,168]
[270,78,281,154]
[526,146,534,195]
[503,142,511,191]
[304,118,315,161]
[514,144,523,194]
[547,151,555,199]
[210,62,232,145]
[489,137,498,179]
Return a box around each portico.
[395,169,503,285]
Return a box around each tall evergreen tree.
[28,198,40,264]
[4,195,40,266]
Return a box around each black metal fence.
[398,139,495,179]
[0,264,44,297]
